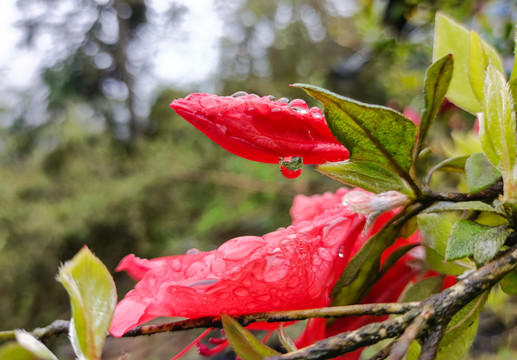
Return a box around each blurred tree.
[15,0,186,141]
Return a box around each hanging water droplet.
[277,97,289,103]
[279,156,303,179]
[280,166,302,179]
[231,91,248,97]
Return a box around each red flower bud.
[170,93,349,165]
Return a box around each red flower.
[110,188,367,337]
[170,93,349,165]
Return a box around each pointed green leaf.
[221,315,280,360]
[446,220,489,261]
[331,224,401,305]
[277,324,297,352]
[417,54,454,153]
[425,201,502,215]
[465,153,501,193]
[500,270,517,295]
[402,276,444,302]
[469,31,489,102]
[480,64,516,178]
[57,246,117,360]
[14,331,58,360]
[317,160,408,194]
[295,84,417,175]
[473,225,509,265]
[433,13,504,114]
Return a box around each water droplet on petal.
[289,99,309,109]
[277,97,289,103]
[262,95,274,101]
[309,107,323,118]
[248,106,255,111]
[171,259,182,272]
[288,99,309,113]
[271,108,282,113]
[337,245,346,258]
[233,287,249,296]
[256,294,271,301]
[185,261,206,277]
[186,248,201,255]
[249,94,260,98]
[231,91,248,97]
[280,166,302,179]
[210,259,226,273]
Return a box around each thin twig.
[417,323,446,360]
[123,302,420,337]
[388,307,433,360]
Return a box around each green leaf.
[433,13,504,114]
[446,220,489,261]
[426,155,469,185]
[221,315,280,360]
[14,331,58,360]
[277,324,297,352]
[468,31,489,102]
[473,225,509,265]
[418,213,451,254]
[465,153,501,193]
[295,84,417,176]
[511,30,517,80]
[402,276,444,302]
[0,343,37,360]
[426,246,470,275]
[441,292,487,347]
[417,54,454,153]
[425,201,502,215]
[480,64,516,180]
[57,246,117,360]
[418,213,470,275]
[331,223,401,305]
[436,319,479,360]
[317,160,408,194]
[500,270,517,295]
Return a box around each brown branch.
[268,310,421,360]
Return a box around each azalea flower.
[170,93,349,170]
[110,188,368,337]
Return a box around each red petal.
[170,93,349,165]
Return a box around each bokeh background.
[1,0,517,359]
